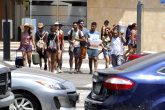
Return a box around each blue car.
[85,52,165,110]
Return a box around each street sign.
[160,0,165,4]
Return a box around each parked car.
[0,62,14,109]
[7,67,79,110]
[85,52,165,110]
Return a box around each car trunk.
[90,68,134,102]
[90,69,120,101]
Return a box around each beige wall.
[87,0,165,52]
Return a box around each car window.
[115,53,165,72]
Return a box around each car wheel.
[9,93,40,110]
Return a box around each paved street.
[76,90,91,110]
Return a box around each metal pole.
[5,0,8,22]
[57,0,59,21]
[30,0,32,19]
[137,1,143,54]
[3,0,10,60]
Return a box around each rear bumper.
[84,97,111,110]
[0,92,14,108]
[84,97,141,110]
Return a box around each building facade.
[0,0,31,41]
[0,0,165,52]
[87,0,165,52]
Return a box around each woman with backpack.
[47,22,60,73]
[35,22,48,70]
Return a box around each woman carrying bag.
[18,23,35,67]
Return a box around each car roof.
[116,52,165,71]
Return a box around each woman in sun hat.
[35,22,48,70]
[19,23,35,67]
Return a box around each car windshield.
[115,52,165,72]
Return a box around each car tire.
[10,93,41,110]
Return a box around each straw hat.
[20,23,34,30]
[37,22,44,28]
[54,21,60,25]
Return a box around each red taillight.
[103,77,135,90]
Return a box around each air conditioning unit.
[2,19,13,39]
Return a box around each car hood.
[11,67,66,83]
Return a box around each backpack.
[124,27,131,45]
[69,29,82,40]
[48,32,59,50]
[36,31,47,49]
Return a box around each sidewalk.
[0,40,110,89]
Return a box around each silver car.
[9,67,79,110]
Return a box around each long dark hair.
[131,23,137,30]
[28,28,32,35]
[23,26,32,35]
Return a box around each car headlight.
[35,81,66,90]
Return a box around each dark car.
[0,63,14,109]
[85,52,165,110]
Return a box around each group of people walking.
[18,19,137,74]
[19,21,64,73]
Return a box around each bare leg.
[57,50,61,68]
[22,51,27,66]
[75,57,79,72]
[105,55,110,68]
[51,52,57,73]
[39,56,42,69]
[44,51,47,70]
[109,56,111,65]
[89,58,93,74]
[132,48,137,54]
[27,51,32,67]
[69,53,74,71]
[93,57,98,72]
[47,52,51,72]
[124,45,132,57]
[78,58,82,72]
[59,51,63,70]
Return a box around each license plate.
[93,83,102,94]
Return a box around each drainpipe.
[30,0,32,19]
